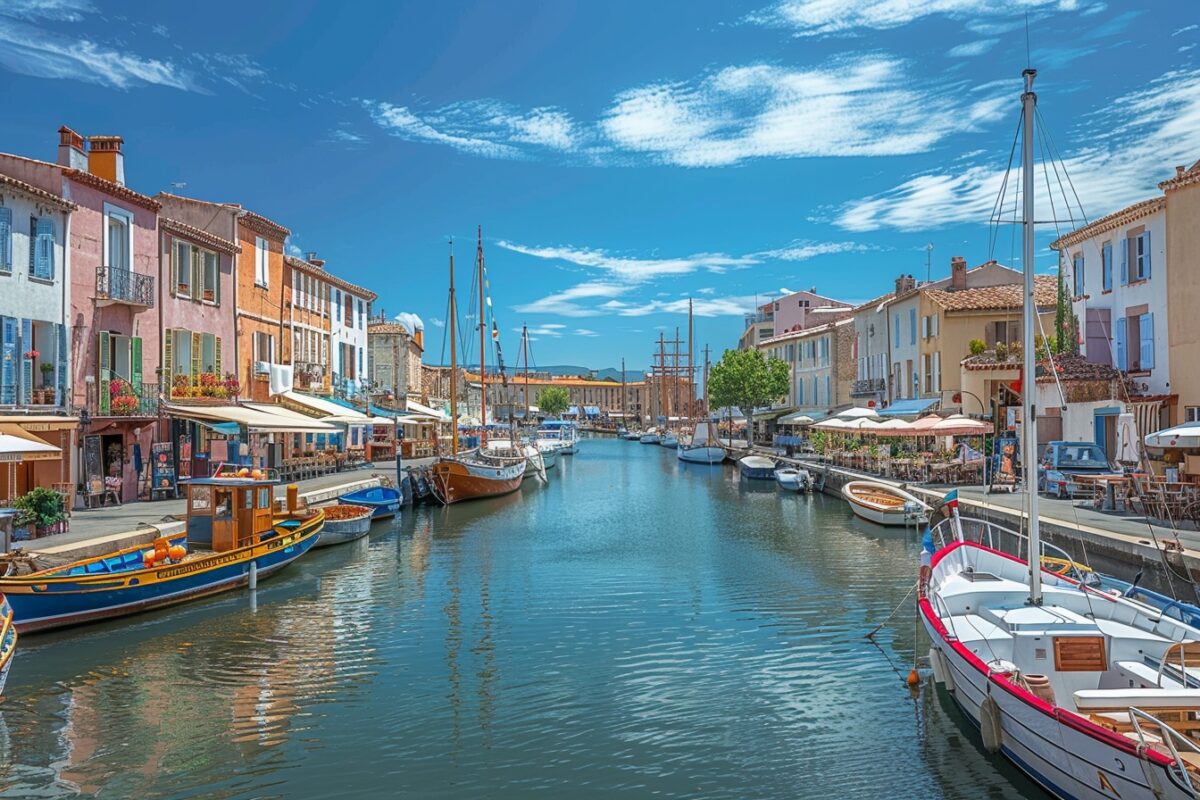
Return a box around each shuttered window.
[1072,253,1084,296]
[255,236,269,287]
[1133,232,1151,281]
[0,207,11,273]
[1101,242,1113,291]
[1139,312,1155,371]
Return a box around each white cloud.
[0,0,95,22]
[496,240,756,281]
[751,0,1092,36]
[1174,24,1199,36]
[573,328,600,337]
[512,281,629,317]
[756,240,873,260]
[326,126,365,146]
[608,296,760,317]
[599,56,1006,167]
[393,312,424,334]
[836,67,1200,232]
[429,317,445,328]
[947,39,999,57]
[363,99,582,159]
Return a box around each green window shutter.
[214,336,222,376]
[191,331,201,380]
[98,331,111,413]
[130,336,142,396]
[56,322,67,403]
[162,328,173,394]
[191,247,200,302]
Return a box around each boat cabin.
[184,467,280,552]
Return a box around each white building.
[0,172,74,408]
[850,292,893,407]
[324,259,376,399]
[1052,196,1170,396]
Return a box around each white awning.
[165,403,338,433]
[406,400,449,420]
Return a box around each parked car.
[1038,441,1118,497]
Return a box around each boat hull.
[774,469,809,491]
[840,481,928,526]
[1,514,323,633]
[677,446,725,464]
[0,598,14,695]
[639,435,661,444]
[430,455,525,505]
[313,507,373,548]
[338,487,402,520]
[922,544,1193,800]
[659,436,678,448]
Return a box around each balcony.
[850,378,886,397]
[96,265,155,308]
[91,376,160,418]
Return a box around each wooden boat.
[774,467,811,492]
[678,422,725,464]
[0,595,15,695]
[314,504,374,547]
[338,486,402,519]
[0,466,323,633]
[738,455,776,480]
[841,480,929,526]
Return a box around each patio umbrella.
[1145,423,1200,449]
[930,414,991,436]
[904,415,944,436]
[848,418,885,434]
[814,418,851,430]
[875,418,913,434]
[837,406,881,420]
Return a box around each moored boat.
[677,422,725,464]
[314,504,374,547]
[738,455,776,480]
[659,433,678,447]
[639,429,662,444]
[0,467,323,633]
[0,595,15,694]
[338,485,402,519]
[841,480,928,526]
[774,467,810,492]
[430,449,527,504]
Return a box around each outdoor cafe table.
[1072,473,1130,511]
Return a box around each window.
[334,289,342,322]
[1131,232,1151,281]
[344,293,353,326]
[1187,407,1200,423]
[104,206,132,271]
[0,206,11,273]
[174,240,191,296]
[253,331,274,370]
[933,352,941,393]
[202,250,219,302]
[909,308,916,345]
[1101,242,1113,291]
[28,216,55,280]
[255,236,269,287]
[1072,253,1084,296]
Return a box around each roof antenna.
[1024,11,1032,69]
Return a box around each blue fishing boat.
[0,595,15,694]
[0,466,323,634]
[338,485,402,519]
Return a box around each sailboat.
[679,334,724,464]
[429,230,527,505]
[921,69,1200,799]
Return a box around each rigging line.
[1038,110,1084,239]
[1037,107,1091,231]
[866,579,919,639]
[987,111,1025,260]
[1037,123,1066,245]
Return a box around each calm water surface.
[0,439,1042,798]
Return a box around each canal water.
[0,439,1042,799]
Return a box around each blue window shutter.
[20,318,31,404]
[0,317,14,404]
[358,346,363,375]
[34,217,54,279]
[1120,237,1127,284]
[56,322,67,403]
[1141,312,1155,370]
[1102,243,1112,291]
[1143,231,1151,279]
[0,208,10,271]
[1115,316,1127,371]
[825,374,831,405]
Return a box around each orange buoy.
[250,469,263,480]
[168,544,187,561]
[237,467,251,477]
[906,669,920,686]
[142,550,157,566]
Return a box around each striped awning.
[1131,399,1165,440]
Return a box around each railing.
[93,377,160,417]
[851,378,886,397]
[1128,708,1200,795]
[96,265,155,307]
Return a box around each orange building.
[232,209,289,402]
[282,254,333,394]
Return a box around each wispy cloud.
[429,317,445,328]
[755,240,873,261]
[496,240,756,281]
[573,328,600,337]
[363,99,582,159]
[602,295,760,317]
[512,281,629,317]
[325,125,365,147]
[1174,24,1199,36]
[947,39,999,57]
[837,66,1200,232]
[750,0,1095,36]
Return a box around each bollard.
[249,560,258,590]
[287,484,299,513]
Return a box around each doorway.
[1093,407,1120,460]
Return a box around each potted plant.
[14,486,66,537]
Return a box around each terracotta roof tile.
[1158,159,1200,192]
[0,173,75,211]
[1050,196,1165,250]
[160,217,240,256]
[65,168,161,211]
[925,275,1057,312]
[285,255,377,300]
[235,208,290,240]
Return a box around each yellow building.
[1160,160,1200,423]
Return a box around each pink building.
[770,288,853,336]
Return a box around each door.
[1093,407,1121,461]
[212,488,236,551]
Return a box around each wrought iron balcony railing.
[96,265,155,308]
[850,378,886,397]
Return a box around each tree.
[707,348,790,447]
[536,386,570,418]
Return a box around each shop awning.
[779,410,822,426]
[566,405,580,416]
[405,400,449,421]
[752,407,796,421]
[278,392,395,427]
[0,414,78,431]
[584,405,600,417]
[164,403,338,433]
[878,398,940,417]
[0,423,61,461]
[194,419,241,436]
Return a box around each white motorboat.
[639,429,662,444]
[738,456,776,480]
[841,480,928,526]
[774,467,810,492]
[677,422,725,464]
[659,434,678,448]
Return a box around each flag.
[491,322,499,341]
[944,489,958,510]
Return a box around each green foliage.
[14,486,64,529]
[969,339,986,356]
[536,386,570,417]
[995,341,1009,361]
[708,349,791,446]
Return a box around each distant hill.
[428,363,645,381]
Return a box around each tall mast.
[687,299,693,425]
[621,357,627,425]
[658,332,666,426]
[448,241,458,456]
[702,344,710,419]
[673,326,680,428]
[477,226,487,444]
[1021,68,1043,606]
[522,323,530,420]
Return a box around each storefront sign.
[150,442,177,495]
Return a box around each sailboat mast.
[522,323,529,420]
[621,357,626,424]
[1021,68,1043,606]
[702,344,710,418]
[477,226,487,445]
[673,326,680,428]
[687,299,693,425]
[448,241,459,456]
[658,332,666,425]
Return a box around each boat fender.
[929,647,946,685]
[979,694,1003,753]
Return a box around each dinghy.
[738,456,776,480]
[338,486,402,519]
[313,504,374,548]
[774,467,811,492]
[841,480,928,526]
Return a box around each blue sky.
[1,1,1197,372]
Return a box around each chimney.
[1178,165,1187,178]
[894,274,916,295]
[414,329,424,350]
[306,251,326,269]
[86,135,125,185]
[950,256,967,290]
[57,126,87,170]
[809,286,816,294]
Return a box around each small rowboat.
[738,455,776,480]
[841,480,929,526]
[338,486,402,520]
[314,504,374,548]
[0,595,15,695]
